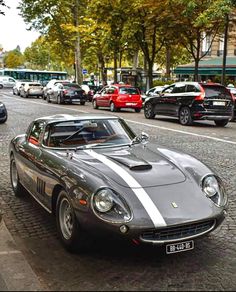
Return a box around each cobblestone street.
[0,91,236,291]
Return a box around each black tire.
[10,155,25,197]
[135,108,141,113]
[110,102,117,112]
[80,101,85,105]
[144,102,155,119]
[0,117,7,124]
[214,119,229,127]
[92,99,98,109]
[47,94,51,103]
[179,106,193,126]
[56,190,91,253]
[0,84,3,89]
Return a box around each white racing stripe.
[85,149,167,228]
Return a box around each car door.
[162,83,187,116]
[154,84,175,114]
[96,86,109,106]
[17,121,45,202]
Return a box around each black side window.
[172,85,186,93]
[163,85,175,93]
[186,85,200,92]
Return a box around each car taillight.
[195,86,205,101]
[63,89,68,94]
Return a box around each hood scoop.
[105,154,152,171]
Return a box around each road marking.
[85,149,167,228]
[2,94,89,113]
[0,250,21,255]
[3,93,236,145]
[126,119,236,145]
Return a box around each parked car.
[0,76,16,89]
[92,84,143,112]
[12,80,27,95]
[47,82,87,105]
[19,82,44,98]
[43,79,71,100]
[227,86,236,121]
[144,81,234,126]
[81,84,96,102]
[9,114,228,253]
[0,101,7,123]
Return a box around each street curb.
[0,217,43,291]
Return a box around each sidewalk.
[0,215,43,291]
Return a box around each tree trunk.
[113,49,118,84]
[194,58,199,82]
[74,0,82,84]
[147,60,153,89]
[166,48,171,78]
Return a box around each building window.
[202,32,212,55]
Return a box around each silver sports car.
[9,114,228,254]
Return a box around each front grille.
[141,220,215,243]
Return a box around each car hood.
[74,145,186,188]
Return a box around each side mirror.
[131,132,149,145]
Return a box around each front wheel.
[47,94,51,103]
[10,155,25,197]
[135,108,141,113]
[56,190,91,252]
[80,101,85,105]
[92,99,98,109]
[144,102,155,119]
[179,107,193,125]
[214,119,229,127]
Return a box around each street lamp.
[221,13,229,86]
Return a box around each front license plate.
[72,99,81,101]
[166,240,194,254]
[213,101,226,106]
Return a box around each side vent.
[37,177,46,196]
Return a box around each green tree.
[4,49,25,68]
[162,0,233,81]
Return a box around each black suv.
[144,82,234,126]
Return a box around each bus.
[0,68,68,85]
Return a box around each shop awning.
[173,56,236,75]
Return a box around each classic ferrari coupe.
[9,114,228,253]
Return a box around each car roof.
[34,113,120,124]
[111,84,135,88]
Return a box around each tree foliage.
[4,49,25,68]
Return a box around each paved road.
[0,89,236,291]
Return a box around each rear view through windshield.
[119,87,140,94]
[202,85,232,99]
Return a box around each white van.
[0,76,16,88]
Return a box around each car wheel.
[179,107,193,126]
[47,95,51,103]
[144,102,155,119]
[57,95,61,104]
[13,90,15,95]
[110,102,117,112]
[10,155,25,197]
[80,101,85,105]
[92,99,98,109]
[56,190,91,252]
[0,84,3,89]
[214,119,229,127]
[135,108,141,113]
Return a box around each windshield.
[43,118,136,148]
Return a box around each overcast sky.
[0,0,40,52]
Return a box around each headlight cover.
[202,175,227,207]
[92,188,132,223]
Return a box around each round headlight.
[202,176,219,197]
[94,189,113,213]
[202,175,227,207]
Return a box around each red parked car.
[92,84,143,112]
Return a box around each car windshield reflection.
[43,118,136,149]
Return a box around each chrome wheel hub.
[59,197,73,240]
